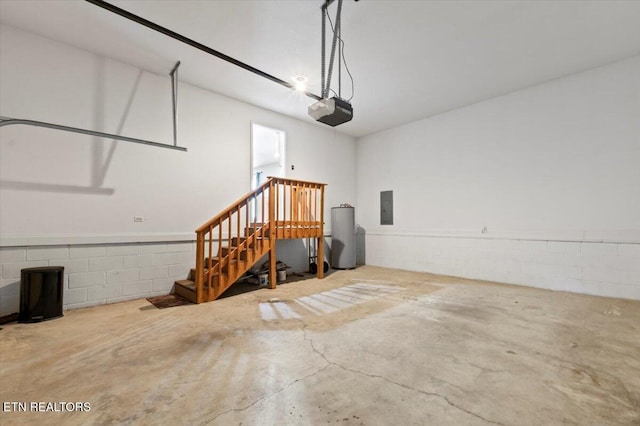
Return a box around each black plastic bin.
[19,266,64,323]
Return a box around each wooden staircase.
[174,177,326,304]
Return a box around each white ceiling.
[1,0,640,138]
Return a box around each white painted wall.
[357,55,640,300]
[0,25,356,315]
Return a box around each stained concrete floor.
[1,265,639,425]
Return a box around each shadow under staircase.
[174,177,326,303]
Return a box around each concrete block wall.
[0,242,195,316]
[366,235,640,300]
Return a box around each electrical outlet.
[134,216,144,223]
[291,165,295,170]
[481,226,488,234]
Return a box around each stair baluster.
[176,178,327,303]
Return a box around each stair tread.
[175,280,196,291]
[189,267,220,273]
[204,257,247,264]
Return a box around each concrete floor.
[1,265,639,425]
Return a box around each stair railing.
[194,177,326,303]
[271,177,325,239]
[194,179,272,303]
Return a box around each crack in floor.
[343,366,506,426]
[300,319,506,426]
[204,362,331,424]
[207,306,508,426]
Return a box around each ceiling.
[1,0,640,138]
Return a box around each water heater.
[331,206,356,269]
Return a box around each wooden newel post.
[317,237,324,279]
[317,184,326,279]
[195,233,204,303]
[268,180,277,289]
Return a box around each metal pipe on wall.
[0,116,188,152]
[170,61,180,147]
